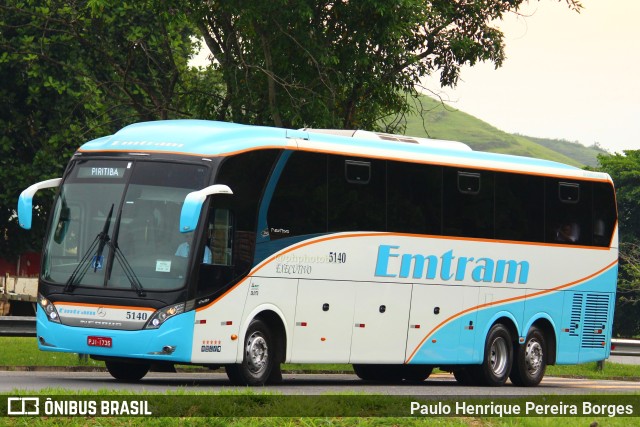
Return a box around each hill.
[397,95,606,167]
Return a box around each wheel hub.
[489,337,508,376]
[525,339,543,374]
[246,332,268,374]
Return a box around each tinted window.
[328,156,386,232]
[387,161,442,234]
[495,173,544,242]
[443,168,494,238]
[268,152,328,239]
[592,182,617,247]
[546,179,592,244]
[215,150,279,271]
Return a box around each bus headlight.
[38,294,61,323]
[144,303,185,329]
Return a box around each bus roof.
[78,119,611,182]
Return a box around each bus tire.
[105,360,150,381]
[476,323,513,386]
[509,326,546,387]
[226,318,277,386]
[401,364,433,382]
[453,367,479,386]
[353,364,403,382]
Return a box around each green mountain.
[399,95,607,168]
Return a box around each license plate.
[87,336,112,348]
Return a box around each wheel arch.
[238,304,288,364]
[481,311,520,350]
[525,316,558,366]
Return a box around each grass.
[1,337,639,381]
[1,389,639,425]
[2,338,639,424]
[400,94,608,167]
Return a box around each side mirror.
[18,178,62,230]
[179,184,233,233]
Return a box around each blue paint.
[17,192,34,230]
[408,264,617,365]
[36,306,195,363]
[78,120,581,174]
[375,244,530,284]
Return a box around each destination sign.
[77,166,126,179]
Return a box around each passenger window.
[546,179,591,245]
[328,156,385,232]
[345,160,371,184]
[443,168,494,238]
[267,152,328,240]
[495,173,544,242]
[387,161,442,235]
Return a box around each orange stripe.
[196,232,616,313]
[54,301,155,311]
[78,144,614,183]
[404,258,618,363]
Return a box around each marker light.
[38,294,61,323]
[144,303,185,329]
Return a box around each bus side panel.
[349,281,411,363]
[240,276,298,362]
[291,280,356,363]
[406,284,479,364]
[473,287,526,359]
[191,280,250,364]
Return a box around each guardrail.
[0,317,639,357]
[0,316,36,337]
[610,338,640,357]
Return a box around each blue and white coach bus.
[18,120,618,386]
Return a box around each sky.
[422,0,640,153]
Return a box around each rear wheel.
[509,326,547,387]
[226,319,280,386]
[473,323,513,386]
[400,365,433,382]
[105,360,150,381]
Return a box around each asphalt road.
[1,371,638,395]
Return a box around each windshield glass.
[43,159,209,291]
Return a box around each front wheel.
[509,326,547,387]
[473,323,513,386]
[105,360,150,381]
[226,319,280,386]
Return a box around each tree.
[596,151,640,337]
[0,0,202,259]
[189,0,582,130]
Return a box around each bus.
[18,120,618,387]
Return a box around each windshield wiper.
[64,204,114,293]
[110,243,146,297]
[63,204,146,297]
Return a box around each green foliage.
[594,151,640,337]
[188,0,582,130]
[401,95,586,166]
[0,0,202,259]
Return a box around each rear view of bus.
[18,120,618,386]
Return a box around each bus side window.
[592,182,617,247]
[443,168,494,239]
[328,156,385,232]
[546,180,592,245]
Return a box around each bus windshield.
[42,159,209,292]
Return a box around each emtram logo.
[7,397,40,415]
